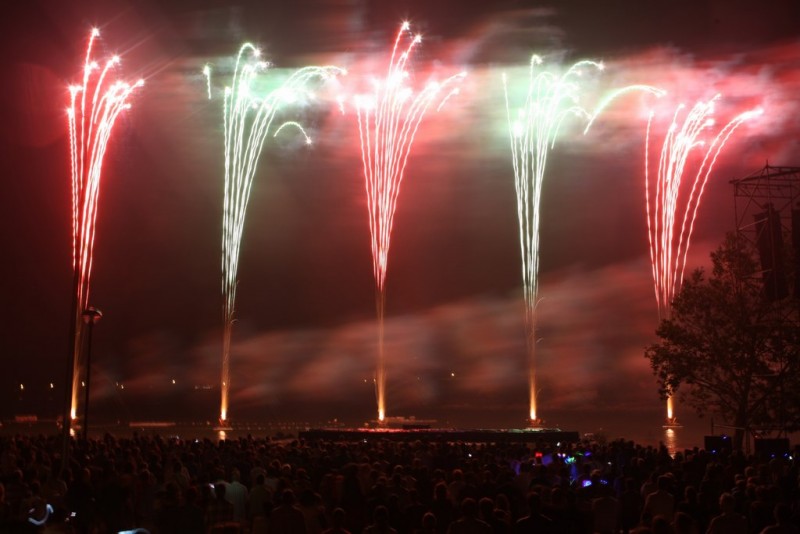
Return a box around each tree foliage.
[645,233,800,447]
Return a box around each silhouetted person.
[672,511,697,534]
[514,492,554,534]
[760,503,800,534]
[592,484,619,534]
[364,505,397,534]
[227,467,249,522]
[205,482,235,529]
[619,477,643,534]
[706,493,747,534]
[250,473,273,528]
[176,484,205,532]
[270,488,307,534]
[323,507,351,534]
[430,482,454,533]
[478,496,509,534]
[642,475,675,524]
[417,512,438,534]
[447,498,492,534]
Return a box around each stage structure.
[299,427,579,445]
[730,164,800,437]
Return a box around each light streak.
[66,29,142,424]
[645,96,762,319]
[352,22,465,422]
[203,64,212,99]
[216,44,343,423]
[503,55,662,422]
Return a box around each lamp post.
[81,307,102,441]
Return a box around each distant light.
[19,384,24,391]
[171,379,176,385]
[120,384,125,390]
[49,383,54,389]
[450,372,455,377]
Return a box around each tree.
[645,233,800,449]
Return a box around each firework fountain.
[64,29,143,439]
[215,45,343,424]
[503,55,662,424]
[352,22,465,423]
[644,96,761,424]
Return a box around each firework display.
[503,55,663,422]
[66,29,143,425]
[26,15,775,439]
[352,22,465,422]
[217,44,343,423]
[645,96,762,319]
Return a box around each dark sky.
[0,0,798,438]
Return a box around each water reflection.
[664,428,677,456]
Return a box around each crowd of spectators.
[0,432,798,533]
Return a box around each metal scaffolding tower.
[731,164,800,301]
[731,164,800,440]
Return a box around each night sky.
[1,0,798,439]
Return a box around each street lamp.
[81,307,102,441]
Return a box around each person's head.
[184,485,199,505]
[526,491,542,514]
[421,512,437,531]
[478,497,493,519]
[372,505,389,526]
[281,488,296,506]
[718,492,735,514]
[657,475,671,492]
[460,498,477,519]
[774,502,791,525]
[331,507,346,528]
[652,515,672,534]
[673,511,694,534]
[164,481,180,500]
